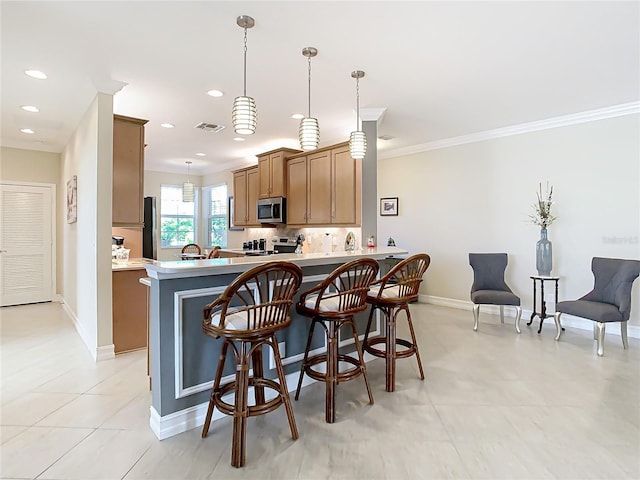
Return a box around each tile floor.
[1,301,639,479]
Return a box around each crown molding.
[379,101,640,160]
[360,107,387,123]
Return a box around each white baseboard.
[420,294,640,339]
[59,296,115,361]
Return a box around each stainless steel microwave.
[257,197,286,224]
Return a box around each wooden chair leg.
[363,304,377,347]
[404,305,425,380]
[202,341,229,438]
[251,345,265,406]
[231,342,250,468]
[348,318,374,404]
[271,335,298,440]
[326,321,338,423]
[385,307,397,392]
[295,319,317,400]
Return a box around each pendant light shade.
[232,15,257,135]
[299,47,319,151]
[182,161,195,203]
[349,130,367,159]
[349,70,367,160]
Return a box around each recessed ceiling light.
[24,70,47,79]
[195,152,206,156]
[207,90,224,97]
[160,123,175,128]
[20,128,35,134]
[21,105,40,113]
[291,113,304,119]
[233,137,245,142]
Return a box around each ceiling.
[2,1,638,175]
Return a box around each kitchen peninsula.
[144,246,407,439]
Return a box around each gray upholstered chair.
[469,253,522,333]
[553,257,640,356]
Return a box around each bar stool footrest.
[304,353,364,383]
[214,378,285,417]
[364,336,417,359]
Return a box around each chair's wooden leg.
[231,342,250,468]
[596,322,605,357]
[349,318,374,404]
[363,304,376,350]
[385,307,397,392]
[405,305,425,381]
[500,305,505,324]
[621,321,629,349]
[271,335,298,440]
[473,304,480,331]
[202,341,229,438]
[326,321,338,423]
[251,345,265,406]
[295,319,317,401]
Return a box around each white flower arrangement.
[530,182,556,229]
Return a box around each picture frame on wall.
[380,197,398,216]
[66,175,77,223]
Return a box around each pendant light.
[232,15,256,135]
[182,161,195,203]
[349,70,367,159]
[299,47,319,151]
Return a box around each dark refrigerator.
[143,196,157,259]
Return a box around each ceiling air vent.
[194,122,225,133]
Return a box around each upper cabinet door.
[113,115,148,226]
[233,170,248,226]
[258,154,271,199]
[332,145,361,225]
[246,167,260,225]
[286,156,308,225]
[307,150,332,224]
[268,152,286,198]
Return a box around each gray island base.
[144,247,408,439]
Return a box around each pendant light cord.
[307,55,312,118]
[355,76,360,130]
[243,27,248,96]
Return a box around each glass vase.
[536,228,553,276]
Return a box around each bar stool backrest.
[299,258,379,317]
[203,261,303,337]
[370,253,431,302]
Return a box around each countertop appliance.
[257,197,286,224]
[271,236,299,254]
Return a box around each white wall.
[378,114,640,325]
[60,93,114,358]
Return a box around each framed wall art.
[380,197,398,216]
[66,175,77,223]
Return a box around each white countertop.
[144,247,408,280]
[112,258,156,272]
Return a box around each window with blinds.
[203,184,228,248]
[160,185,197,248]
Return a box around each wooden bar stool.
[201,261,303,468]
[294,258,379,423]
[363,253,431,392]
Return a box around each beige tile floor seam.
[1,301,639,479]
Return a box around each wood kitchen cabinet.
[232,166,260,226]
[286,142,361,227]
[113,268,148,354]
[113,115,148,227]
[258,148,301,199]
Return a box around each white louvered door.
[0,184,54,306]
